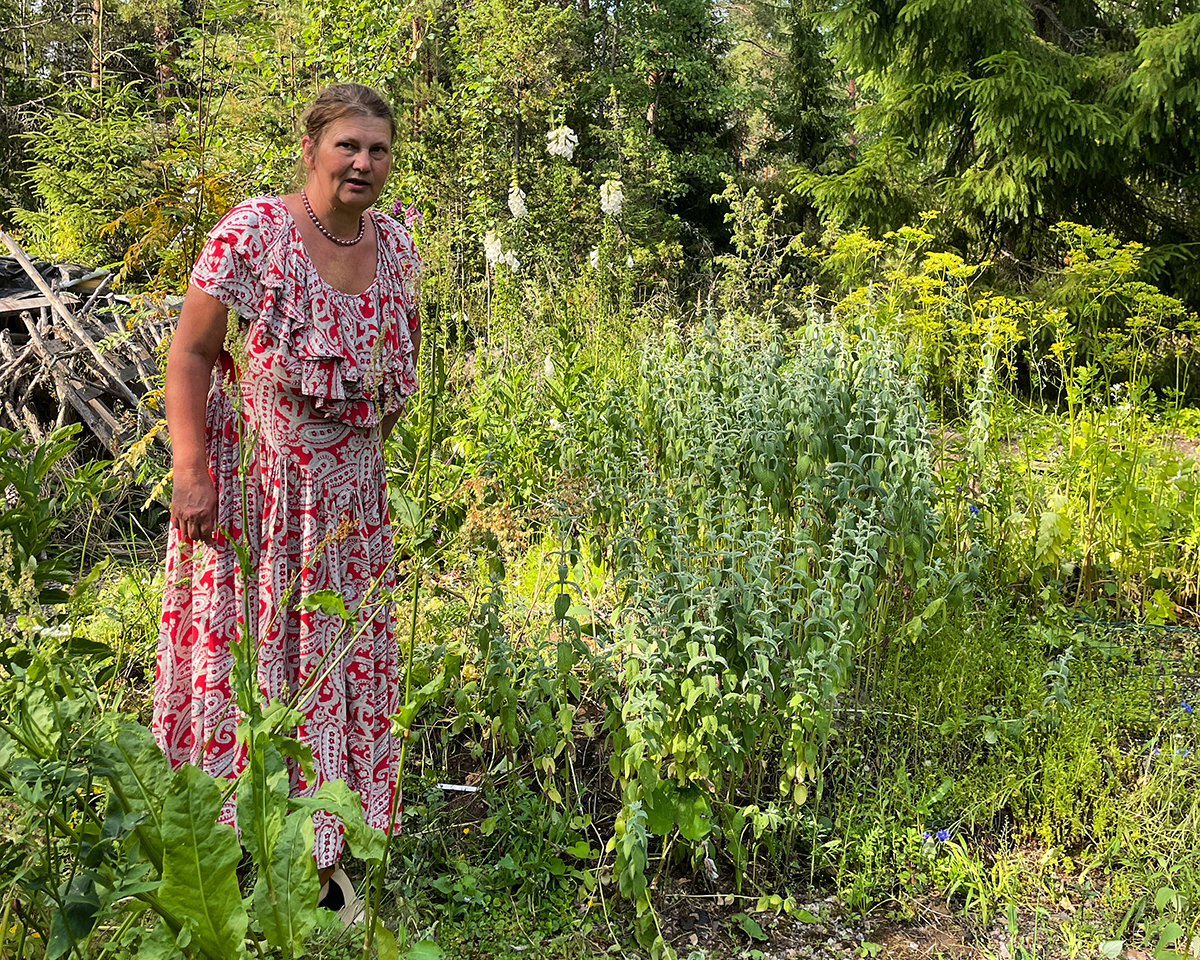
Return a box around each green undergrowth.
[4,216,1200,958]
[377,309,1200,956]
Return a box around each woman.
[154,83,419,919]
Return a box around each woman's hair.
[302,84,396,143]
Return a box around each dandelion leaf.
[159,763,249,960]
[93,717,173,871]
[253,811,320,958]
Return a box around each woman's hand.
[171,467,219,546]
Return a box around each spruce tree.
[801,0,1200,279]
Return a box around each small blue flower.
[1179,748,1191,759]
[936,829,950,842]
[921,831,931,841]
[1153,747,1161,755]
[1183,702,1194,715]
[968,504,980,515]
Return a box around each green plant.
[0,595,395,960]
[0,425,111,618]
[572,318,940,946]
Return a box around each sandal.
[317,866,365,927]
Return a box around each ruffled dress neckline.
[273,198,381,299]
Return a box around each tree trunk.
[411,16,424,131]
[155,19,179,111]
[90,0,102,89]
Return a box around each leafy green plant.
[0,425,111,618]
[0,602,393,960]
[569,318,940,945]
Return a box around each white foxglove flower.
[483,230,503,266]
[508,185,528,219]
[589,248,599,270]
[500,250,521,273]
[599,179,623,217]
[546,125,578,161]
[544,355,555,378]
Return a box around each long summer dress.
[153,196,420,867]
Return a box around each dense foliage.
[4,0,1200,958]
[5,0,1199,302]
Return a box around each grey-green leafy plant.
[566,316,940,947]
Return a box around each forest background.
[3,0,1200,959]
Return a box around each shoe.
[317,867,365,926]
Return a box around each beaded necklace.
[301,189,366,247]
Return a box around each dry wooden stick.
[0,230,142,410]
[80,272,115,316]
[1,323,45,440]
[19,308,116,449]
[0,336,34,385]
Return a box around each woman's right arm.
[165,287,229,546]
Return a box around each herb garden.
[2,0,1200,958]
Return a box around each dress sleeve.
[392,223,421,332]
[189,200,280,321]
[372,216,422,416]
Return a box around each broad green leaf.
[1156,923,1186,960]
[159,764,249,960]
[567,840,594,859]
[46,875,100,960]
[93,718,173,871]
[405,940,444,960]
[755,894,783,913]
[553,593,570,619]
[375,923,400,960]
[389,491,423,533]
[137,921,190,960]
[676,787,711,841]
[261,699,306,734]
[236,740,289,867]
[733,912,767,940]
[64,635,116,661]
[295,780,388,862]
[391,673,447,733]
[556,639,579,674]
[643,781,677,836]
[1155,886,1181,912]
[299,590,352,622]
[253,813,320,958]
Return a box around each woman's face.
[302,114,393,212]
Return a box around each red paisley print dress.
[153,197,419,867]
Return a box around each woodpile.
[0,231,176,452]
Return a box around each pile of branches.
[0,232,174,452]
